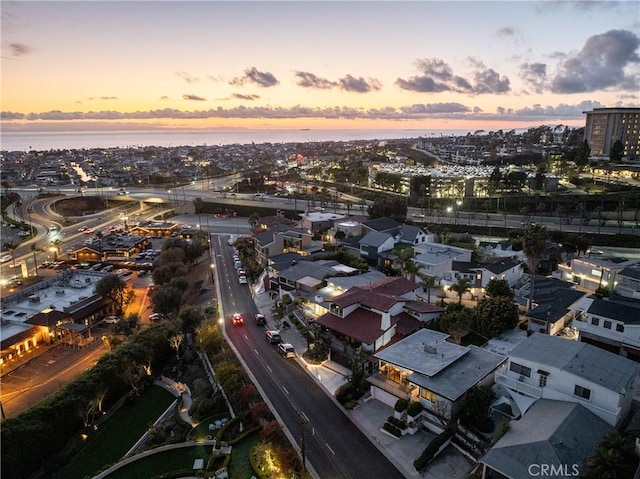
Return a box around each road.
[212,235,404,479]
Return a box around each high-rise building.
[583,107,640,159]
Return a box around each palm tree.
[417,272,441,303]
[450,277,472,304]
[392,247,422,281]
[522,224,548,312]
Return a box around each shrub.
[387,416,407,429]
[414,428,454,471]
[407,401,423,417]
[383,422,402,437]
[395,398,409,412]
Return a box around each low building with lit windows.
[369,329,505,433]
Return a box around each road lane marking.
[266,365,272,373]
[243,334,248,340]
[325,443,335,455]
[282,386,289,394]
[301,411,309,423]
[253,348,260,355]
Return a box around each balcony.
[367,372,415,401]
[495,371,542,399]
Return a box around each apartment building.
[583,107,640,158]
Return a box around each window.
[574,385,591,400]
[420,388,437,403]
[616,324,625,333]
[538,370,549,388]
[591,317,600,326]
[509,362,531,378]
[604,320,611,330]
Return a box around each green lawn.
[227,431,259,478]
[105,444,212,479]
[55,385,175,479]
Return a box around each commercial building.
[583,107,640,159]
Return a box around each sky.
[1,0,639,133]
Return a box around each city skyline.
[2,0,639,133]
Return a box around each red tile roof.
[392,312,423,336]
[315,309,384,344]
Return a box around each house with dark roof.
[481,400,613,479]
[574,297,640,361]
[357,231,396,266]
[522,276,587,336]
[370,329,505,432]
[494,333,639,426]
[254,224,317,265]
[361,217,401,235]
[615,266,640,300]
[315,277,443,358]
[394,224,433,246]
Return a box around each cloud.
[160,96,169,101]
[9,43,32,57]
[176,72,199,83]
[5,100,626,125]
[183,94,206,101]
[338,74,381,93]
[550,29,640,93]
[519,62,547,93]
[294,71,337,89]
[230,67,279,87]
[396,57,510,94]
[231,93,260,101]
[496,27,515,37]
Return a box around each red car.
[232,313,244,326]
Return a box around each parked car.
[232,312,244,326]
[1,255,12,263]
[255,313,266,325]
[103,316,120,324]
[277,343,296,358]
[266,330,282,344]
[149,313,162,322]
[239,276,248,284]
[137,270,148,277]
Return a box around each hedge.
[395,398,409,412]
[414,428,454,471]
[407,401,424,417]
[383,422,402,437]
[387,416,407,430]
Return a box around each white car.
[0,255,12,263]
[103,316,120,324]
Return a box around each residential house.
[481,400,614,479]
[412,242,473,281]
[494,333,639,426]
[299,211,347,237]
[394,224,434,246]
[326,219,363,244]
[370,329,506,432]
[574,297,640,361]
[521,276,586,336]
[254,224,317,266]
[358,231,396,267]
[315,277,443,361]
[615,266,640,300]
[557,255,640,293]
[361,217,401,235]
[448,256,523,300]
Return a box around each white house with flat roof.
[495,333,639,427]
[412,243,473,281]
[370,329,506,432]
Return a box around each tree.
[192,197,204,214]
[417,272,441,303]
[475,297,519,338]
[168,334,184,359]
[485,278,514,300]
[609,139,624,163]
[575,140,591,168]
[462,385,494,420]
[522,224,548,311]
[367,195,407,220]
[439,306,473,344]
[177,306,206,334]
[95,274,133,316]
[392,247,422,281]
[450,277,472,304]
[151,284,183,317]
[585,432,638,479]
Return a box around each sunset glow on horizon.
[2,1,639,133]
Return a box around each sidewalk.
[252,290,474,478]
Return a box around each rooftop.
[509,333,640,393]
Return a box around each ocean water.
[0,128,472,152]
